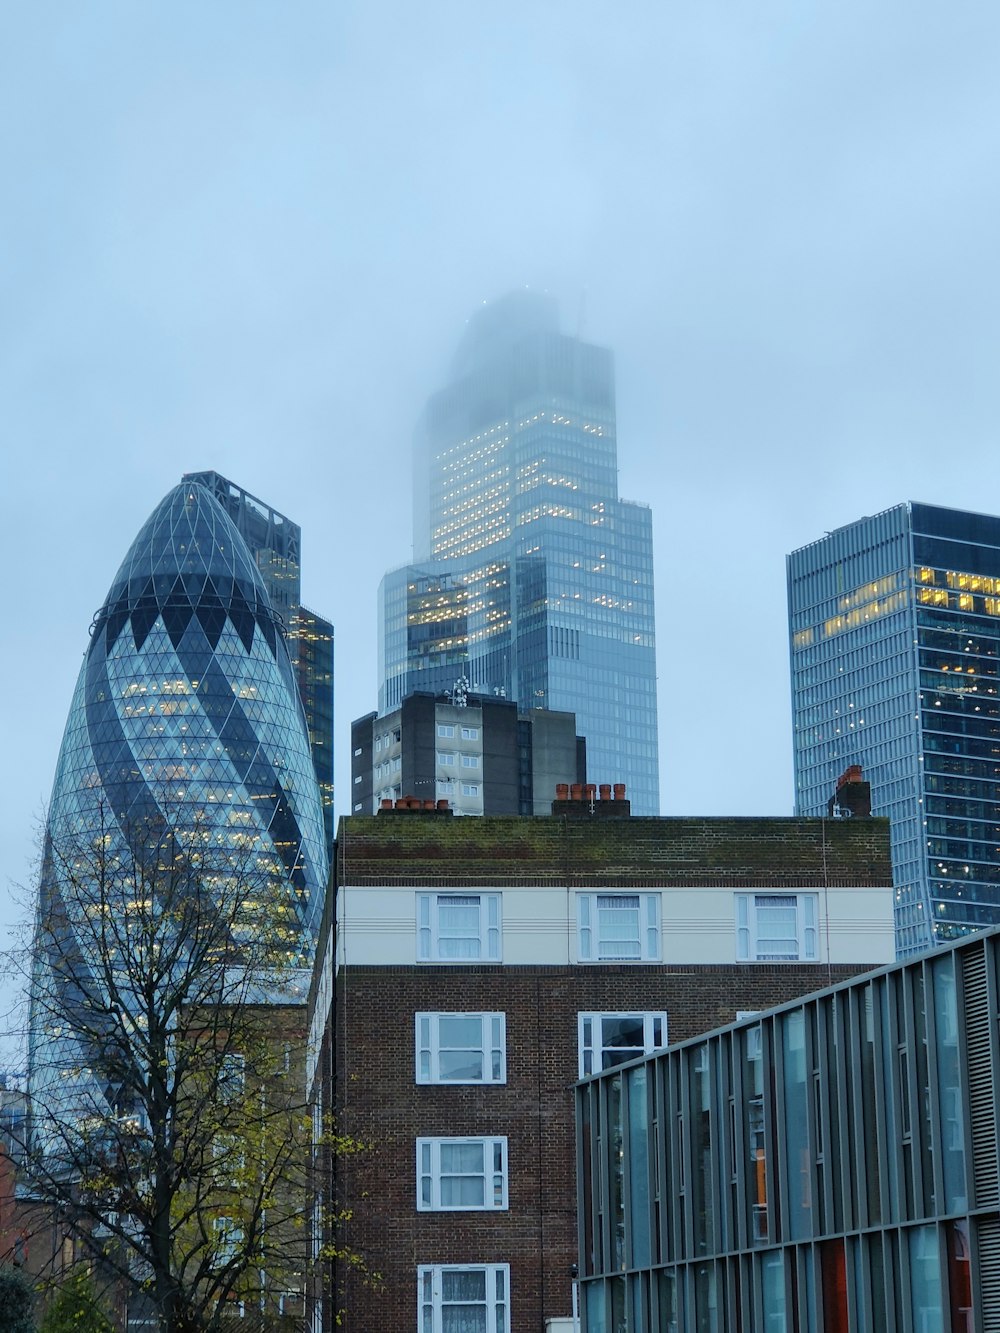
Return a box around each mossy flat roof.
[335,814,892,889]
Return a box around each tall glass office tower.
[184,471,335,852]
[31,481,328,1128]
[789,502,1000,955]
[379,293,659,813]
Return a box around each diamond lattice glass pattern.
[41,482,328,967]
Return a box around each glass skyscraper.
[31,481,328,1125]
[789,502,1000,955]
[184,471,335,851]
[379,292,659,814]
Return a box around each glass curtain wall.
[577,928,996,1332]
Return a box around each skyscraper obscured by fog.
[378,293,659,813]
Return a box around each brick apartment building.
[310,784,894,1332]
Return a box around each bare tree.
[13,802,336,1333]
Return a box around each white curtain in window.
[755,896,798,957]
[440,1143,486,1206]
[438,897,481,958]
[597,896,640,959]
[441,1269,488,1333]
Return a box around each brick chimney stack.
[827,765,872,819]
[552,782,631,817]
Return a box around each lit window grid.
[36,484,329,1137]
[791,536,1000,953]
[386,408,659,811]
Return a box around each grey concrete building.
[350,688,586,816]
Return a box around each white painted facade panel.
[337,882,895,969]
[660,885,894,965]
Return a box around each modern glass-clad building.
[379,292,660,814]
[184,470,335,852]
[789,503,1000,955]
[576,925,999,1332]
[31,482,328,1121]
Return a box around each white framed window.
[577,893,660,961]
[212,1216,243,1265]
[437,779,455,795]
[353,802,362,812]
[218,1053,244,1103]
[437,723,456,738]
[578,1012,668,1077]
[462,783,480,797]
[353,774,362,784]
[416,1137,508,1211]
[418,1265,509,1333]
[417,893,501,961]
[438,751,457,767]
[415,1012,506,1084]
[461,726,479,740]
[735,893,819,961]
[461,754,480,769]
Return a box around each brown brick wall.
[336,813,893,889]
[333,960,870,1329]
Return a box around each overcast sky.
[5,2,1000,939]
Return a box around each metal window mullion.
[868,979,893,1225]
[987,935,1000,1200]
[887,1227,904,1333]
[653,1055,668,1266]
[704,1038,722,1256]
[739,1251,753,1331]
[621,1063,634,1273]
[832,988,856,1233]
[900,967,923,1219]
[754,1028,773,1247]
[676,1047,693,1264]
[731,1033,749,1253]
[955,942,982,1211]
[803,1003,820,1239]
[922,957,948,1222]
[813,999,832,1238]
[853,1226,874,1333]
[768,1015,788,1247]
[722,1057,736,1257]
[642,1060,657,1264]
[598,1074,614,1276]
[665,1052,684,1265]
[575,1086,587,1277]
[898,1222,917,1333]
[883,975,905,1221]
[845,986,868,1231]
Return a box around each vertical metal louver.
[979,1216,1000,1332]
[962,944,999,1208]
